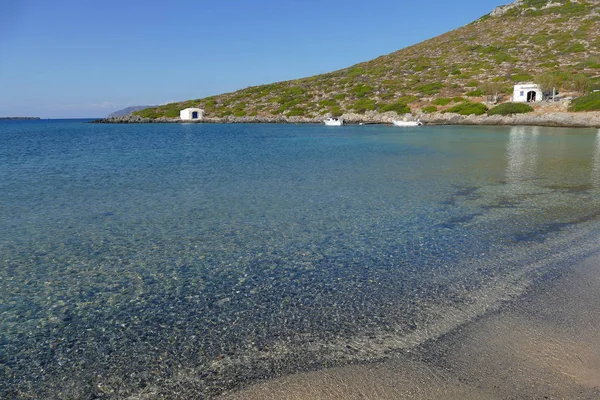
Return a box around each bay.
[1,121,600,398]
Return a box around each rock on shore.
[90,111,600,128]
[419,111,600,128]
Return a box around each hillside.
[136,0,600,120]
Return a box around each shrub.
[535,73,565,98]
[493,53,516,63]
[397,95,419,104]
[319,99,338,108]
[446,102,488,116]
[567,75,591,95]
[417,82,444,95]
[556,2,589,16]
[539,61,559,68]
[134,108,159,119]
[352,98,377,113]
[286,107,306,116]
[330,106,343,117]
[164,109,181,118]
[353,84,373,98]
[568,92,600,112]
[278,100,303,112]
[422,106,438,113]
[511,73,534,82]
[466,89,484,97]
[433,98,451,106]
[488,102,534,116]
[565,43,586,53]
[380,102,410,114]
[346,67,365,77]
[581,59,600,69]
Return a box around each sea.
[1,120,600,399]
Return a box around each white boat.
[324,117,343,126]
[392,119,423,127]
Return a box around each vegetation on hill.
[568,91,600,111]
[488,102,534,115]
[136,0,600,119]
[446,102,489,116]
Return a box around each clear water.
[1,121,600,398]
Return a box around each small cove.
[1,121,600,398]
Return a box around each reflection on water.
[506,126,539,185]
[1,122,600,399]
[593,130,600,187]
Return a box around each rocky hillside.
[136,0,600,120]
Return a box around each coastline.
[92,111,600,128]
[0,117,41,120]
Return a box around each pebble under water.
[1,121,600,399]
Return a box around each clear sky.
[0,0,508,118]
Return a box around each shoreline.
[92,111,600,128]
[123,216,600,399]
[0,117,41,120]
[221,247,600,399]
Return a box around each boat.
[392,119,423,127]
[324,117,343,126]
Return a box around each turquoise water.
[2,121,600,398]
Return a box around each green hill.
[136,0,600,120]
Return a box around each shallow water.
[1,121,600,398]
[222,253,600,400]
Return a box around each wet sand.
[221,253,600,400]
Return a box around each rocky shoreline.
[91,111,600,128]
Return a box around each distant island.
[108,106,154,118]
[0,117,40,120]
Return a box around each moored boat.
[392,119,423,127]
[324,117,343,126]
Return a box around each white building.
[513,84,543,103]
[180,108,204,120]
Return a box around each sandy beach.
[221,253,600,399]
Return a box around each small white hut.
[180,108,204,120]
[513,84,543,103]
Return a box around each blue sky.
[0,0,507,118]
